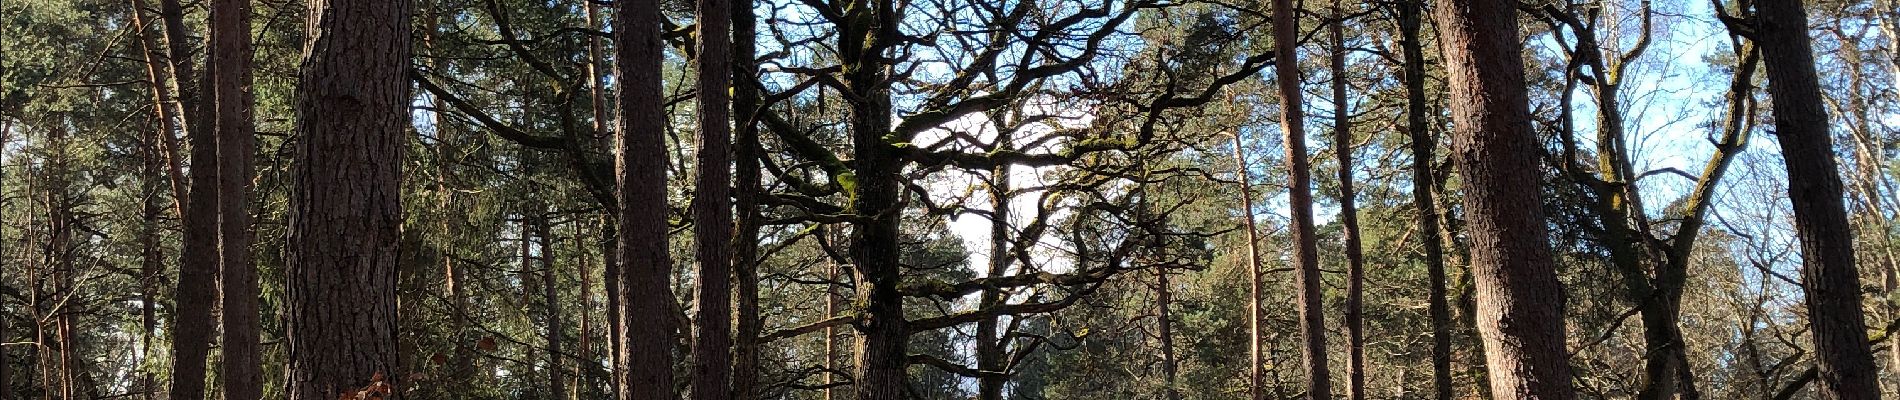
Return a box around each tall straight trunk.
[1231,133,1267,400]
[284,0,412,397]
[582,2,622,396]
[538,215,570,399]
[977,150,1012,400]
[158,0,218,396]
[825,258,842,400]
[1750,0,1883,397]
[49,123,80,400]
[599,218,622,398]
[729,0,765,395]
[689,0,736,395]
[1431,0,1577,398]
[422,0,475,387]
[1396,1,1452,398]
[575,221,595,400]
[140,113,163,399]
[1330,4,1366,399]
[839,1,907,399]
[615,0,679,397]
[1157,266,1182,400]
[212,0,261,396]
[1271,0,1332,395]
[167,30,221,400]
[0,120,9,400]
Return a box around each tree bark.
[212,0,261,396]
[284,0,412,397]
[839,1,907,399]
[615,0,680,397]
[1750,0,1884,397]
[977,144,1012,400]
[1271,0,1333,395]
[729,0,765,395]
[1330,4,1366,399]
[1431,0,1577,398]
[160,0,221,395]
[689,0,736,395]
[1157,266,1182,400]
[538,214,570,399]
[1396,1,1453,398]
[1231,132,1267,400]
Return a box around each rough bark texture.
[689,0,736,394]
[1431,0,1577,398]
[284,0,412,397]
[977,153,1012,400]
[1397,2,1453,398]
[840,1,907,399]
[1330,4,1366,399]
[212,0,262,396]
[1157,267,1182,400]
[1272,0,1333,395]
[537,215,569,399]
[1753,0,1883,398]
[162,0,220,395]
[615,0,679,398]
[729,0,765,395]
[1231,133,1267,400]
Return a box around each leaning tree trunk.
[212,0,262,396]
[1231,132,1268,400]
[284,0,411,397]
[615,0,679,398]
[1271,0,1333,395]
[1431,0,1578,398]
[689,0,736,394]
[1750,0,1884,398]
[1396,1,1453,398]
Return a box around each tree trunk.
[0,119,9,400]
[839,1,907,399]
[1231,132,1267,400]
[1157,266,1182,400]
[212,0,261,396]
[977,148,1012,400]
[729,0,765,395]
[1431,0,1577,398]
[284,0,412,397]
[689,0,735,395]
[539,214,570,399]
[1750,0,1883,397]
[166,13,221,398]
[1396,1,1452,398]
[1330,4,1366,399]
[1271,0,1333,395]
[128,0,188,214]
[615,0,679,397]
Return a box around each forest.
[1,0,1898,398]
